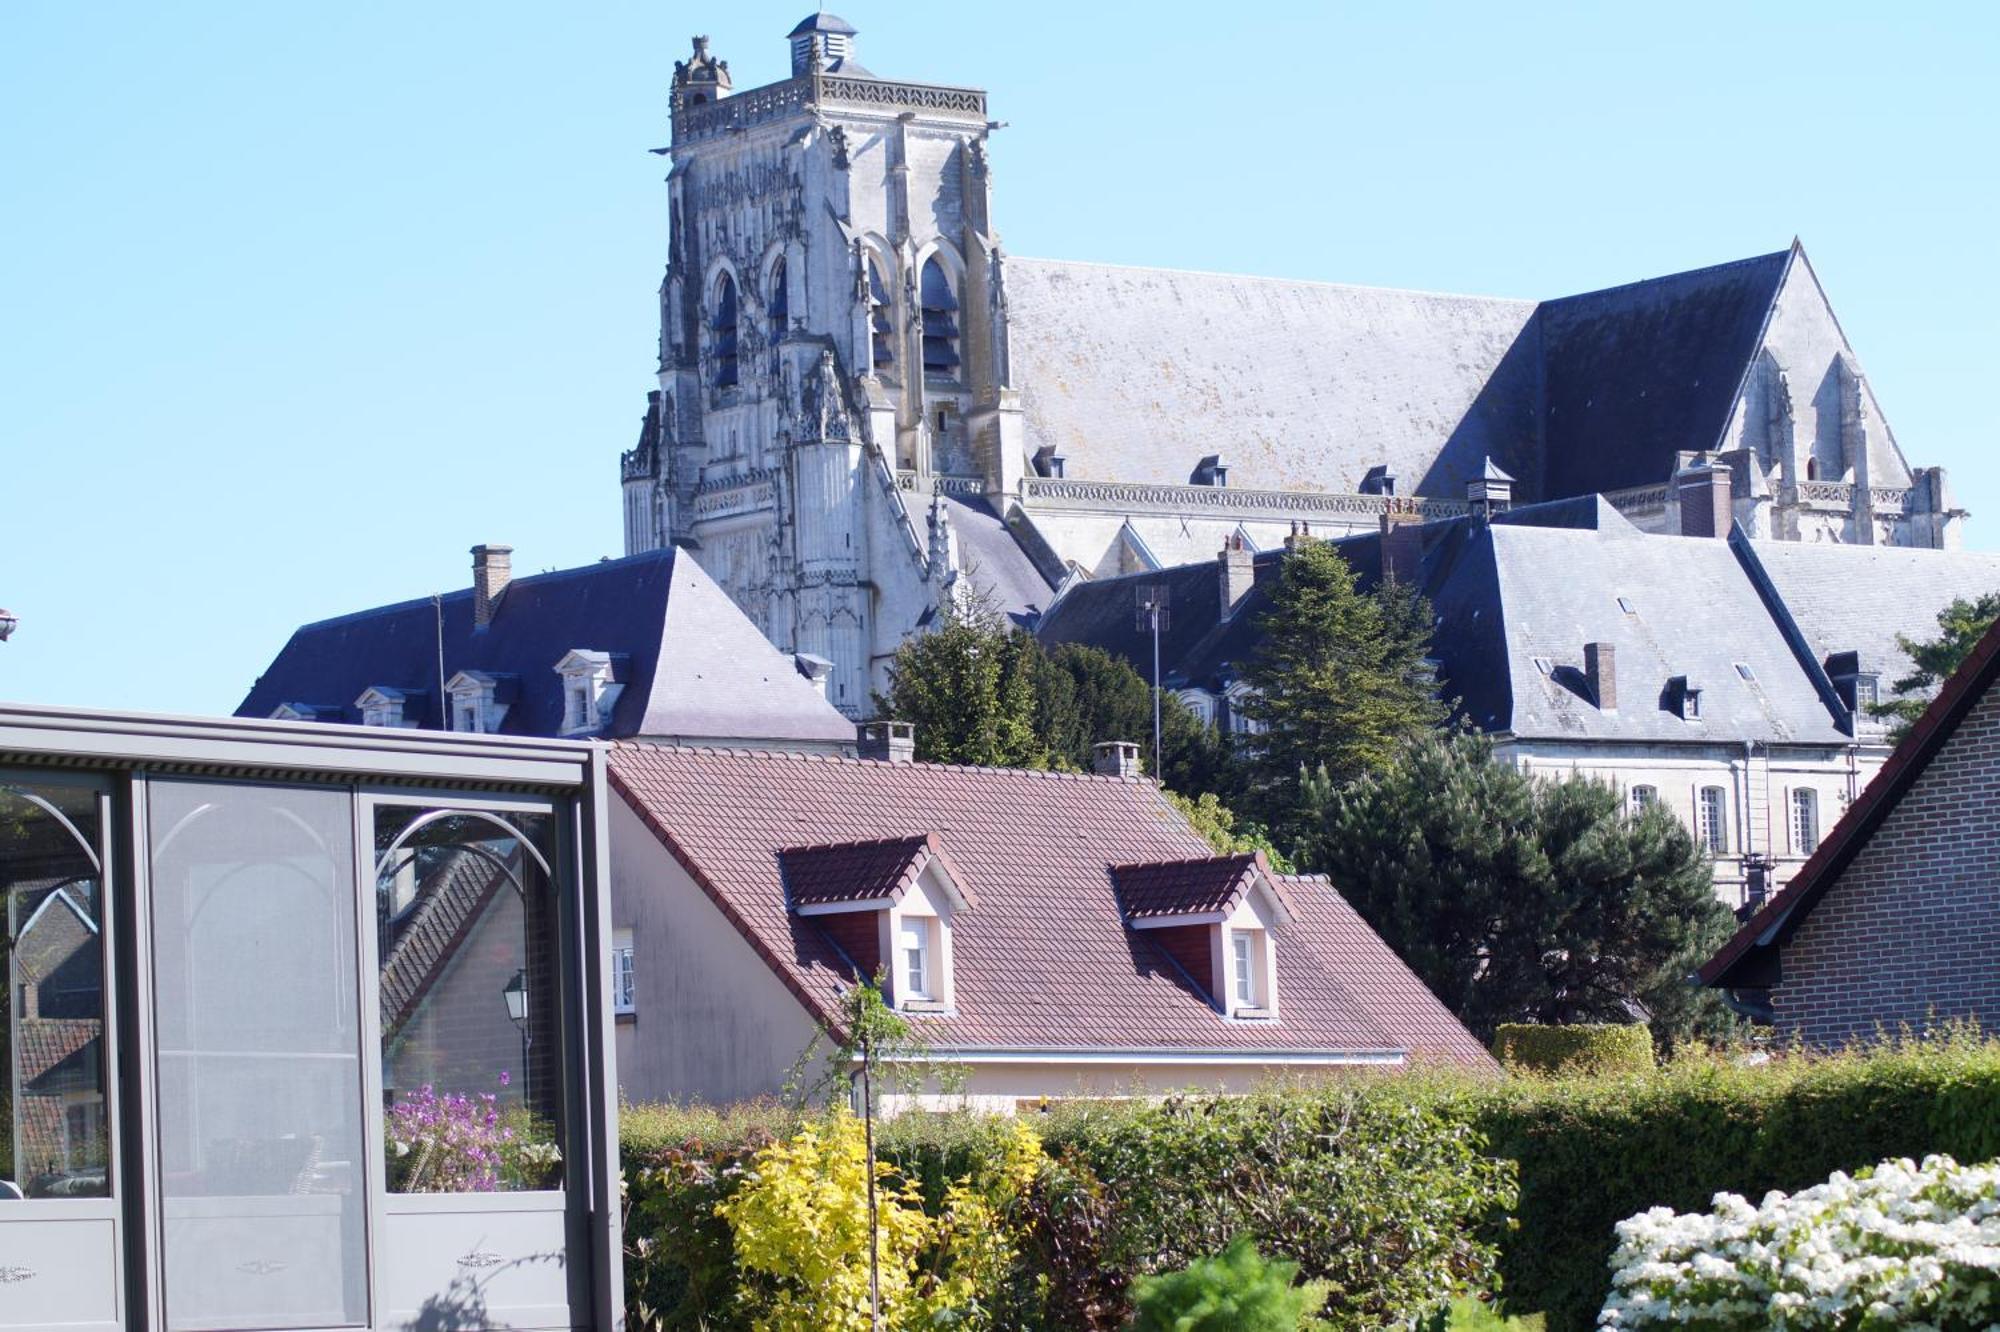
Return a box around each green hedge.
[620,1034,2000,1332]
[1492,1024,1655,1077]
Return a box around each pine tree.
[1869,592,2000,737]
[1032,642,1236,794]
[1296,730,1737,1046]
[876,594,1047,768]
[1237,539,1444,810]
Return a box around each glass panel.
[148,781,367,1331]
[375,806,563,1193]
[0,781,109,1200]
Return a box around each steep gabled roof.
[237,548,854,745]
[1701,616,2000,989]
[609,743,1491,1065]
[781,832,974,910]
[1111,852,1296,925]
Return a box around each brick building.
[1701,618,2000,1045]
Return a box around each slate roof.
[1702,616,2000,989]
[1110,853,1293,922]
[940,497,1056,625]
[609,743,1491,1065]
[237,548,854,746]
[1005,249,1804,505]
[1738,540,2000,689]
[781,833,963,908]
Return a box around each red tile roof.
[610,744,1491,1067]
[1702,615,2000,989]
[781,832,973,908]
[1110,852,1297,922]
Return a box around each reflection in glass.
[374,807,563,1192]
[149,781,367,1330]
[0,781,109,1200]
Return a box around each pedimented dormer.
[355,686,423,729]
[445,669,519,735]
[269,702,340,724]
[553,651,627,736]
[1111,852,1295,1019]
[780,832,974,1013]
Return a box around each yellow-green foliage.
[1492,1024,1655,1077]
[713,1113,1041,1332]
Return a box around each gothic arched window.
[920,258,960,378]
[711,272,739,388]
[768,257,789,331]
[867,257,895,371]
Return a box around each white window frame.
[1629,784,1657,813]
[612,932,636,1016]
[1697,786,1728,853]
[899,922,931,1002]
[1231,931,1255,1006]
[1791,788,1819,855]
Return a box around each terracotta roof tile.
[610,744,1491,1066]
[1111,854,1260,919]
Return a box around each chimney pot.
[1585,641,1617,711]
[857,720,916,763]
[1218,536,1255,618]
[471,544,514,628]
[1676,463,1733,538]
[1092,740,1144,778]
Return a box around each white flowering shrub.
[1599,1154,2000,1329]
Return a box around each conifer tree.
[876,593,1046,768]
[1296,730,1737,1046]
[1237,538,1443,810]
[1869,592,2000,737]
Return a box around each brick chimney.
[1218,535,1254,619]
[1380,514,1423,586]
[472,544,513,628]
[1282,521,1318,553]
[1092,740,1143,778]
[1676,464,1733,538]
[857,720,915,763]
[1585,641,1616,711]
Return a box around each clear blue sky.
[4,2,1996,715]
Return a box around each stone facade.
[625,15,1967,712]
[1770,684,2000,1046]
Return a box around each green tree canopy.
[1294,730,1738,1046]
[1869,592,2000,737]
[1237,540,1444,814]
[1032,641,1235,794]
[875,594,1046,768]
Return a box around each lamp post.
[0,610,17,643]
[502,968,529,1100]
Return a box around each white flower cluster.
[1598,1154,2000,1329]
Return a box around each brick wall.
[1775,685,2000,1046]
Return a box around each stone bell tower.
[621,15,1023,714]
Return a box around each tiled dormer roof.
[781,832,974,909]
[1110,852,1295,924]
[609,743,1491,1066]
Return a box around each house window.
[1698,786,1728,853]
[1791,788,1819,854]
[1855,674,1879,709]
[1629,784,1657,813]
[712,272,739,388]
[1684,688,1702,719]
[899,922,930,1001]
[919,257,960,377]
[566,683,591,732]
[1231,931,1255,1006]
[457,702,480,734]
[612,929,636,1016]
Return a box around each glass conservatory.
[0,704,621,1332]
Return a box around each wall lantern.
[503,968,529,1026]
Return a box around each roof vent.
[794,653,835,700]
[1032,444,1066,479]
[857,720,915,764]
[1467,458,1514,519]
[788,11,857,74]
[1190,455,1229,488]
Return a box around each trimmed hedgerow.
[1492,1023,1654,1077]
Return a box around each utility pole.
[1135,587,1170,778]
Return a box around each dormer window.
[1111,852,1294,1019]
[445,670,517,735]
[1666,675,1703,721]
[552,651,627,737]
[355,686,421,729]
[269,702,338,724]
[780,833,974,1013]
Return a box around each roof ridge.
[613,740,1158,784]
[1537,248,1791,310]
[1010,254,1540,306]
[293,547,677,633]
[780,831,936,855]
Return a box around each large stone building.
[622,13,1966,715]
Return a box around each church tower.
[622,15,1022,715]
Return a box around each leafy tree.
[1294,730,1738,1047]
[1237,541,1443,815]
[1869,592,2000,737]
[1033,642,1236,794]
[1128,1237,1330,1332]
[1166,791,1294,874]
[876,595,1046,768]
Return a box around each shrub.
[1492,1024,1654,1077]
[1129,1236,1330,1332]
[1600,1154,2000,1329]
[1045,1086,1516,1329]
